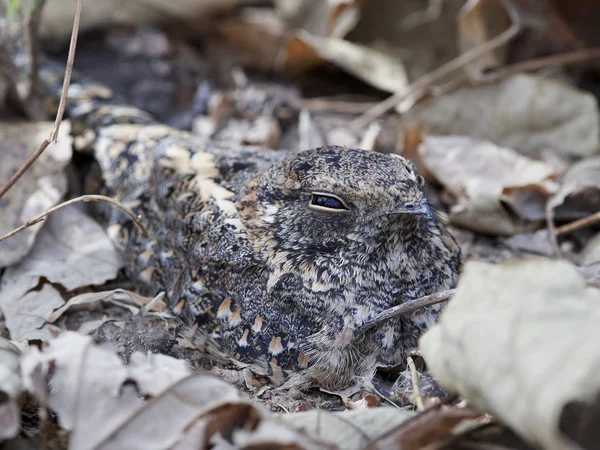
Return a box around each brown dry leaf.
[281,407,414,449]
[292,30,409,93]
[419,135,559,235]
[415,74,600,159]
[19,332,327,450]
[345,0,465,82]
[0,208,122,341]
[458,0,511,79]
[0,122,72,267]
[279,1,410,92]
[547,156,600,223]
[365,405,483,450]
[0,338,21,440]
[420,258,600,450]
[35,0,258,41]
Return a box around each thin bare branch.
[477,47,600,83]
[0,194,148,244]
[361,289,455,332]
[555,212,600,237]
[51,0,82,141]
[349,0,521,131]
[0,0,83,200]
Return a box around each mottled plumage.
[44,66,461,389]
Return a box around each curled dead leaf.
[420,258,600,450]
[419,135,559,235]
[0,208,123,341]
[0,122,72,267]
[415,74,600,159]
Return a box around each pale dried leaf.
[366,405,483,450]
[299,109,327,150]
[1,207,122,292]
[0,283,64,342]
[458,0,511,79]
[345,0,465,81]
[547,156,600,222]
[294,30,409,93]
[19,332,326,450]
[281,407,414,449]
[420,258,600,450]
[35,0,257,40]
[214,116,281,148]
[0,122,72,267]
[581,233,600,284]
[0,338,21,440]
[419,136,559,235]
[47,289,157,323]
[415,74,600,158]
[0,208,122,341]
[276,0,361,38]
[20,332,191,448]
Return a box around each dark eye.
[417,175,425,187]
[310,193,348,212]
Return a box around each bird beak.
[391,201,435,219]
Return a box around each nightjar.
[43,63,461,389]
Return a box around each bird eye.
[417,175,425,187]
[310,193,348,212]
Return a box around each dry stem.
[555,212,600,237]
[476,47,600,83]
[361,289,455,332]
[349,0,521,131]
[0,0,83,200]
[0,195,148,244]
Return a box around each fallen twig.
[555,212,600,237]
[476,47,600,83]
[0,194,148,244]
[349,0,521,131]
[0,0,83,200]
[407,356,425,411]
[361,289,455,332]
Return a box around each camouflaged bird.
[40,61,461,389]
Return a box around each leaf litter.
[2,0,600,449]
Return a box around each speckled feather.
[42,65,461,389]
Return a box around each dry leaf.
[420,258,600,450]
[281,407,414,449]
[20,332,192,449]
[19,332,327,449]
[419,135,559,235]
[276,0,362,38]
[47,289,158,324]
[0,122,72,267]
[415,74,600,159]
[35,0,258,41]
[581,233,600,285]
[547,156,600,223]
[299,109,327,151]
[0,208,123,341]
[458,0,511,79]
[365,405,483,450]
[292,30,409,93]
[0,338,21,440]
